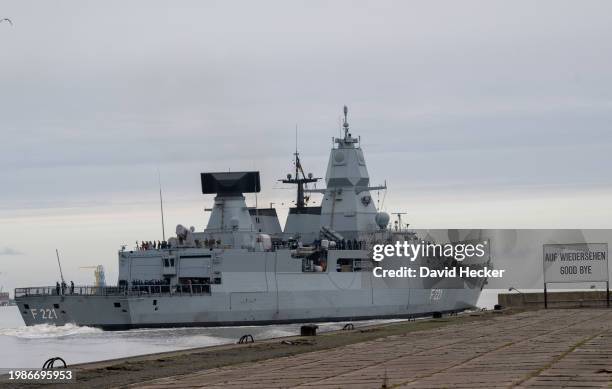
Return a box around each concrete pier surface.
[4,308,611,388]
[131,309,612,389]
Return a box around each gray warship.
[15,107,488,329]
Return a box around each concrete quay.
[132,309,612,389]
[499,291,610,309]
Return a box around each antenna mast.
[55,249,65,284]
[295,124,299,182]
[158,169,166,241]
[342,105,351,139]
[280,124,320,208]
[392,212,408,231]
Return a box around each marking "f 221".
[30,308,58,320]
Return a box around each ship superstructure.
[15,107,488,329]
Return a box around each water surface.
[0,289,499,369]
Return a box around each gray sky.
[1,1,611,292]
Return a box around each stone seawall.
[499,291,610,308]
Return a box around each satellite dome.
[375,212,390,230]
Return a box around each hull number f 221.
[30,308,58,320]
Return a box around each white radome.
[375,212,390,230]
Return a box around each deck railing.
[14,284,212,298]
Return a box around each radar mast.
[280,129,320,208]
[335,105,359,148]
[343,105,349,138]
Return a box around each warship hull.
[15,248,485,329]
[16,289,480,330]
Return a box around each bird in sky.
[0,18,13,26]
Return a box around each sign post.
[543,243,608,309]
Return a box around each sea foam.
[0,323,102,339]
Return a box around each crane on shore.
[79,265,106,287]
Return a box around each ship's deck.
[14,284,212,298]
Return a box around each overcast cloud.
[0,247,23,256]
[0,1,611,292]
